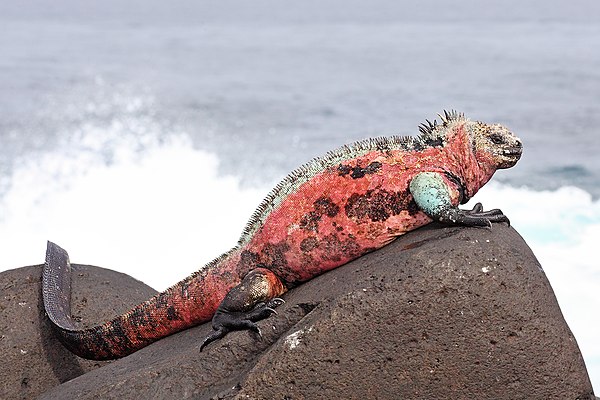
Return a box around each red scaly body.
[43,112,522,359]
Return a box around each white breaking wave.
[0,128,598,388]
[0,108,267,289]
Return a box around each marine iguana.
[43,111,522,360]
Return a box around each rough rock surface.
[0,263,157,400]
[5,224,595,399]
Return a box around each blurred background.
[1,0,598,389]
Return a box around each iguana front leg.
[409,172,510,227]
[200,268,286,351]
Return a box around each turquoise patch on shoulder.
[409,172,452,217]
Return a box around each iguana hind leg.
[200,268,286,351]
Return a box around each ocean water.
[1,0,599,390]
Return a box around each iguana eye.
[490,134,504,145]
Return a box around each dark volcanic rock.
[28,225,596,399]
[0,264,157,400]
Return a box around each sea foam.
[0,123,267,288]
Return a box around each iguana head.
[419,111,522,170]
[468,121,522,169]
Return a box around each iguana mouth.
[503,147,522,157]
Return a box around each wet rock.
[18,224,597,399]
[0,264,156,400]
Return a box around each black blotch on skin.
[300,237,319,253]
[300,196,340,232]
[337,164,352,176]
[239,250,260,269]
[155,292,169,308]
[108,319,125,342]
[319,234,362,262]
[345,189,402,222]
[299,211,320,232]
[85,327,114,359]
[166,306,181,321]
[105,318,136,356]
[130,308,156,331]
[314,197,340,217]
[332,221,344,232]
[338,161,382,179]
[345,189,417,222]
[128,307,148,327]
[261,242,291,278]
[406,199,420,216]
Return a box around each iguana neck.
[445,122,497,203]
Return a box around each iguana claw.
[459,202,510,227]
[199,298,285,352]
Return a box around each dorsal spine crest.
[418,109,465,138]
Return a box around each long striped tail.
[42,241,240,360]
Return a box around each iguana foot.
[452,202,510,227]
[200,268,286,352]
[199,298,285,351]
[410,173,512,230]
